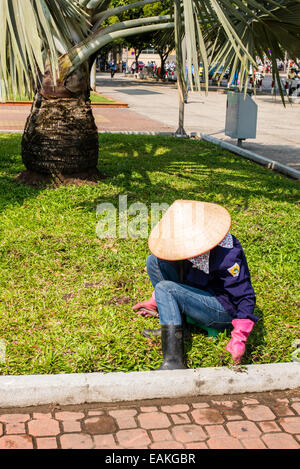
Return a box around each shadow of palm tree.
[86,134,298,210]
[0,132,298,216]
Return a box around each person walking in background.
[109,60,117,78]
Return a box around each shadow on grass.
[0,133,297,216]
[89,134,298,210]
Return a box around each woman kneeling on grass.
[133,200,257,370]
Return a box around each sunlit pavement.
[96,72,300,171]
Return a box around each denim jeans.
[146,254,233,328]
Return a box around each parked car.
[131,61,145,73]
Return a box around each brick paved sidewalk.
[0,390,299,449]
[0,104,173,133]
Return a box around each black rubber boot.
[157,325,187,370]
[143,325,191,342]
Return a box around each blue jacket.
[184,235,258,322]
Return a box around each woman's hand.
[225,319,254,364]
[133,291,158,318]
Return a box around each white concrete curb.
[0,362,299,409]
[200,133,300,180]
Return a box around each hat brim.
[148,200,231,261]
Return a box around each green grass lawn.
[5,92,34,101]
[0,133,299,375]
[4,92,115,104]
[90,92,116,103]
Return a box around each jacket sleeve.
[218,253,257,322]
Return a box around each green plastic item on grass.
[186,316,221,339]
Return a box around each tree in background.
[125,34,154,71]
[149,29,175,78]
[142,0,173,78]
[106,0,173,73]
[1,0,300,178]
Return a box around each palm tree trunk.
[175,98,187,137]
[21,64,99,175]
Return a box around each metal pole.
[175,37,187,137]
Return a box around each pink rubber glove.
[133,291,158,318]
[225,319,254,364]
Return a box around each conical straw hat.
[148,200,231,261]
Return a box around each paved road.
[96,72,300,171]
[0,389,299,449]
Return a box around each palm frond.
[204,1,300,100]
[59,19,175,79]
[0,0,86,99]
[2,0,300,105]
